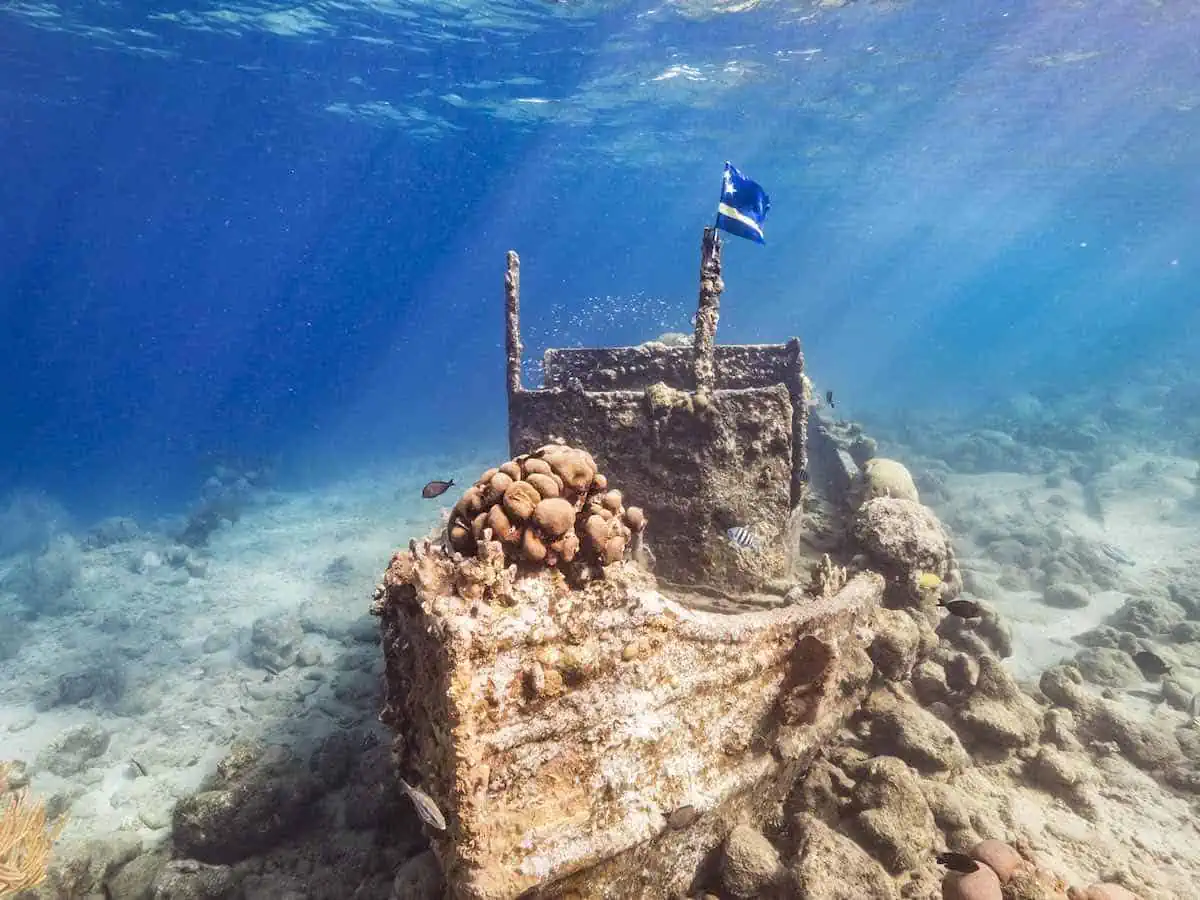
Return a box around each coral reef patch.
[444,444,646,578]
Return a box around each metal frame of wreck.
[499,227,812,587]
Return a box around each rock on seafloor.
[719,824,784,898]
[942,863,1002,900]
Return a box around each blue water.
[2,0,1197,519]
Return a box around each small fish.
[936,851,980,874]
[1132,650,1171,679]
[400,778,447,831]
[825,390,835,408]
[918,571,943,592]
[1188,692,1200,720]
[725,526,762,552]
[798,469,810,484]
[1098,542,1134,566]
[421,479,455,499]
[940,598,983,619]
[129,758,148,778]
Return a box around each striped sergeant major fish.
[725,526,762,552]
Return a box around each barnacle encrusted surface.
[445,443,646,576]
[373,529,885,900]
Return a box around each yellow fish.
[917,571,942,591]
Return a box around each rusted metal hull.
[376,542,885,900]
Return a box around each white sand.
[0,453,492,852]
[934,454,1199,684]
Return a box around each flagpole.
[692,226,723,401]
[504,250,522,398]
[504,250,523,457]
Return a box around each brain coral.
[859,458,920,506]
[446,444,646,571]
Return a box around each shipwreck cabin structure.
[504,228,812,593]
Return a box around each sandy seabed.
[1,428,1199,899]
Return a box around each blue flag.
[715,161,770,244]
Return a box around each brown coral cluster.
[445,444,646,570]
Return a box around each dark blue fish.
[422,479,454,499]
[936,851,979,873]
[1132,650,1171,679]
[940,598,983,620]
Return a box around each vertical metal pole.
[785,337,808,508]
[505,251,522,397]
[692,227,724,398]
[505,251,523,457]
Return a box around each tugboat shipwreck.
[372,227,964,899]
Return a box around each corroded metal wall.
[508,383,793,588]
[543,342,799,393]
